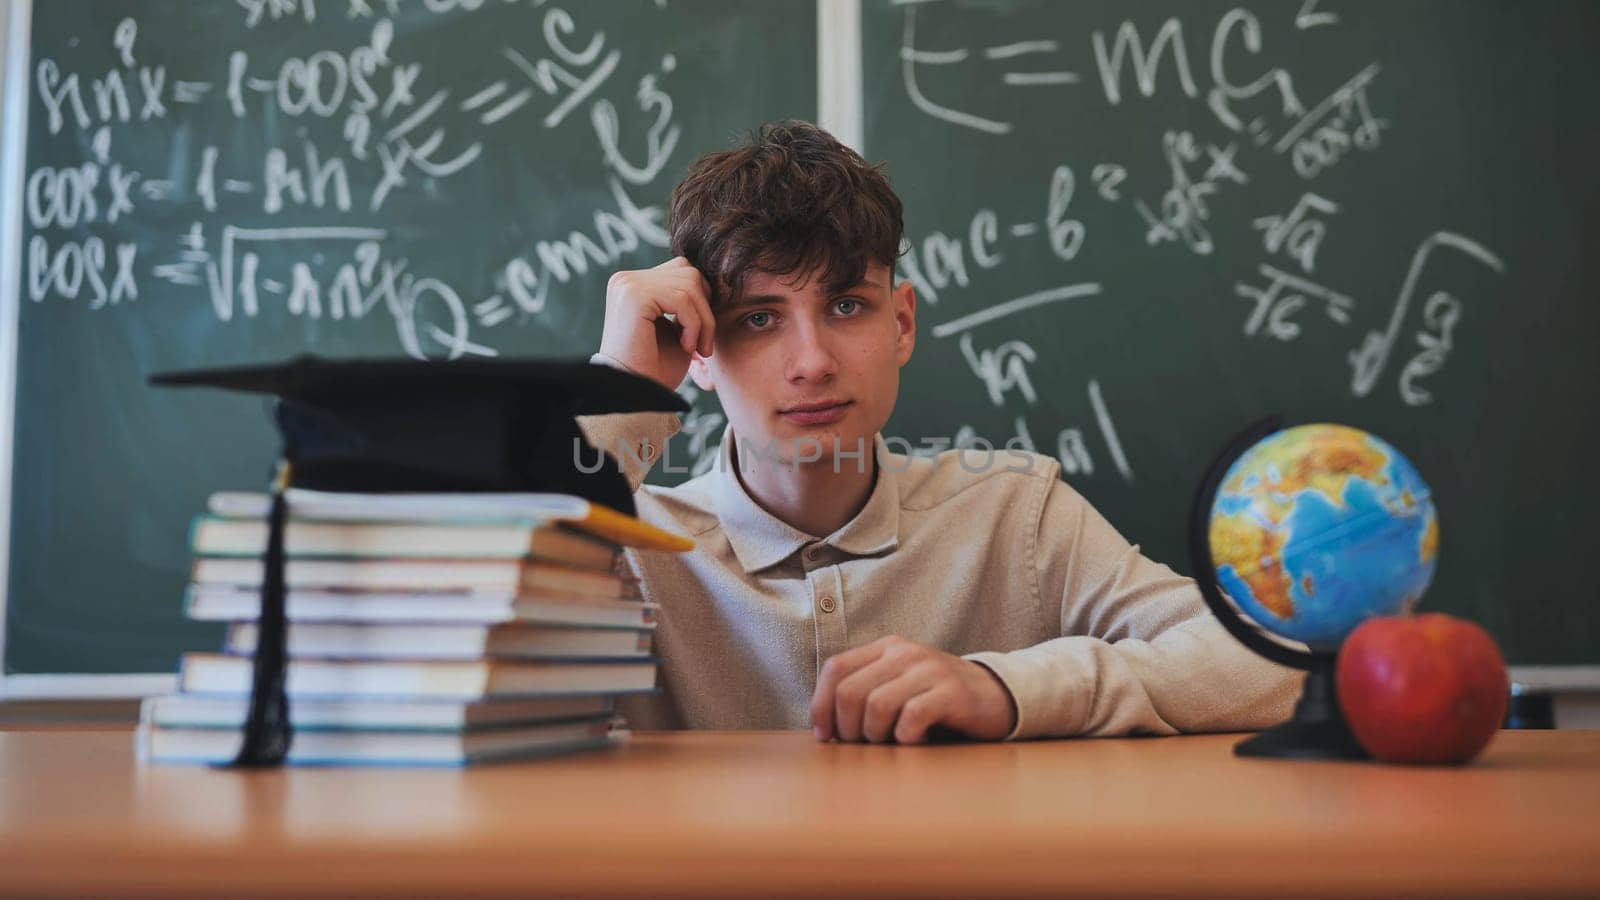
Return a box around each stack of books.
[138,489,685,766]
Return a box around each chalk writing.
[946,379,1133,483]
[1132,130,1248,255]
[960,333,1039,407]
[22,3,712,366]
[1236,264,1354,341]
[1093,18,1197,106]
[1253,192,1338,273]
[1349,232,1504,404]
[1273,63,1387,178]
[15,0,1523,506]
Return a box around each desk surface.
[1,729,1597,899]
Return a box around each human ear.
[689,355,716,392]
[893,280,917,367]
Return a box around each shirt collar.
[711,427,901,574]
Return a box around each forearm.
[964,616,1302,740]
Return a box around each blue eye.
[745,311,773,329]
[836,299,861,315]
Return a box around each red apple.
[1336,612,1510,765]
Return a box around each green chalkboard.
[6,0,815,676]
[861,0,1599,665]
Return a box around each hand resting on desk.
[810,635,1019,744]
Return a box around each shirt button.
[818,595,836,614]
[804,546,821,561]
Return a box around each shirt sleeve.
[575,352,683,492]
[961,475,1303,740]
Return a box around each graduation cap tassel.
[227,459,294,767]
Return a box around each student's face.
[690,262,916,468]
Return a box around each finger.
[691,279,716,357]
[663,268,717,358]
[673,287,713,358]
[653,256,690,270]
[811,637,896,740]
[893,685,955,745]
[833,652,917,743]
[861,665,942,744]
[649,288,704,357]
[671,291,703,356]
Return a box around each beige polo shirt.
[578,405,1302,741]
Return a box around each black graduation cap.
[150,355,688,767]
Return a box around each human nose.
[785,318,838,383]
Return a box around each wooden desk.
[1,729,1596,898]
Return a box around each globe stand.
[1189,417,1371,761]
[1233,654,1366,760]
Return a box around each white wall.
[817,0,862,151]
[0,0,25,697]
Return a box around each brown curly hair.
[668,119,904,312]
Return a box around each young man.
[580,120,1298,744]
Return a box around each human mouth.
[779,400,852,426]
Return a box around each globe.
[1207,424,1438,653]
